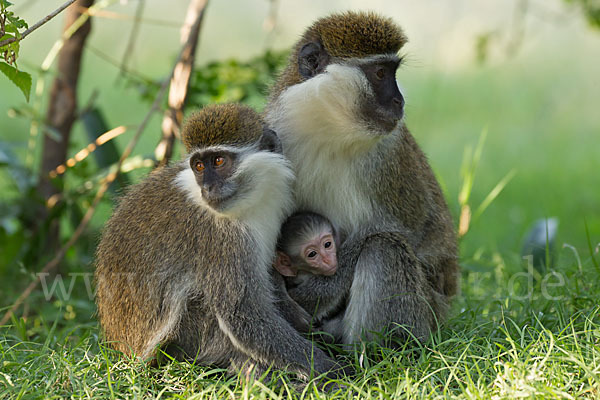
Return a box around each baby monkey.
[275,211,339,279]
[274,211,346,343]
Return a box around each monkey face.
[190,150,238,210]
[289,42,405,137]
[182,128,292,219]
[300,231,338,276]
[358,57,405,133]
[274,230,338,278]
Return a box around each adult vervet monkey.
[95,104,342,381]
[266,11,459,344]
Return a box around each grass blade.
[473,168,517,220]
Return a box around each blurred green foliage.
[566,0,600,28]
[128,50,288,110]
[0,138,99,278]
[187,50,288,110]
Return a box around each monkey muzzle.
[201,185,235,210]
[321,253,338,276]
[361,94,405,134]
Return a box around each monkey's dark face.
[359,58,404,132]
[183,128,290,217]
[190,150,238,210]
[295,42,404,135]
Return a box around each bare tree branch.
[87,44,153,82]
[155,0,208,166]
[0,0,77,48]
[263,0,280,49]
[37,0,94,256]
[83,9,180,27]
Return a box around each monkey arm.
[208,265,341,379]
[417,210,461,298]
[384,130,460,298]
[270,271,312,333]
[343,230,448,344]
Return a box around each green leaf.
[0,62,31,101]
[0,32,20,58]
[4,24,19,35]
[0,0,14,8]
[6,12,28,30]
[0,33,15,42]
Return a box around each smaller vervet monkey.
[273,211,347,342]
[95,104,343,382]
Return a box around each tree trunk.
[155,0,208,166]
[37,0,94,252]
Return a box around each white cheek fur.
[265,65,377,234]
[174,167,207,208]
[230,152,295,281]
[174,153,295,280]
[267,64,372,146]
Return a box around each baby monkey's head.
[275,211,339,277]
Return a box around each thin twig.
[0,0,77,48]
[1,14,6,38]
[84,9,180,27]
[87,44,154,82]
[119,0,145,76]
[0,53,178,327]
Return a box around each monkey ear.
[274,252,297,277]
[298,41,330,79]
[259,127,283,154]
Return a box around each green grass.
[1,29,599,399]
[2,252,599,398]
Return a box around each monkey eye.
[324,241,332,249]
[214,156,225,167]
[194,161,205,172]
[307,250,317,259]
[375,67,386,80]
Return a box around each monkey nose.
[202,183,218,195]
[201,184,221,203]
[391,96,405,120]
[393,96,404,109]
[322,254,337,274]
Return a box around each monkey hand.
[291,304,312,334]
[271,271,313,333]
